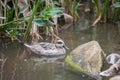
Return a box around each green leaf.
[34,19,54,26]
[20,5,29,13]
[111,2,120,8]
[49,7,64,15]
[39,6,63,19]
[53,1,61,6]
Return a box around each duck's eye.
[57,42,62,44]
[113,67,118,71]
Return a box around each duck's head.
[106,53,120,65]
[55,40,69,49]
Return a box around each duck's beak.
[63,45,69,50]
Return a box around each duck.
[24,39,69,56]
[106,53,120,65]
[100,59,120,77]
[100,63,118,77]
[100,53,120,77]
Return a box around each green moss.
[65,54,98,80]
[65,55,82,71]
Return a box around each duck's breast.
[40,48,66,56]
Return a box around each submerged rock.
[65,41,105,80]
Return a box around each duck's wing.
[39,42,56,50]
[25,44,42,51]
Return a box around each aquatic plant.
[0,0,64,42]
[90,0,120,26]
[62,0,80,20]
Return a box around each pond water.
[0,16,120,80]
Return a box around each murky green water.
[0,17,120,80]
[0,43,94,80]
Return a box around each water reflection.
[60,23,120,54]
[0,44,29,80]
[14,61,94,80]
[0,42,95,80]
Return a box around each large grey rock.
[65,41,105,80]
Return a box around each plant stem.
[0,17,28,27]
[23,0,41,42]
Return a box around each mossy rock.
[65,41,105,80]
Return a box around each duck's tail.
[24,43,31,48]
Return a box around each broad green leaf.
[20,5,29,13]
[34,19,54,26]
[111,2,120,8]
[49,8,63,15]
[39,6,63,19]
